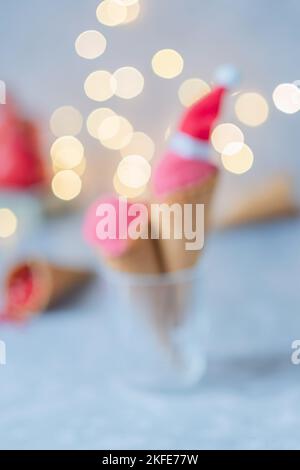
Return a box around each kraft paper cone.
[219,176,299,229]
[155,173,219,273]
[4,259,94,318]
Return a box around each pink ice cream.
[153,151,217,198]
[83,195,148,258]
[153,66,239,198]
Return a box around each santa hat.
[0,95,47,190]
[168,65,240,160]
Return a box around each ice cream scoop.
[153,65,240,272]
[83,195,163,274]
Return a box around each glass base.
[106,267,209,392]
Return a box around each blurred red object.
[0,259,95,323]
[0,95,47,190]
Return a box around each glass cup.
[105,266,209,392]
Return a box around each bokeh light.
[52,170,82,201]
[84,70,116,102]
[165,126,172,141]
[117,155,151,188]
[178,78,211,107]
[114,0,139,6]
[98,115,121,141]
[96,0,127,26]
[86,108,116,139]
[211,123,244,153]
[53,156,87,177]
[113,172,146,198]
[121,132,155,160]
[51,136,84,169]
[50,106,83,137]
[0,208,18,239]
[0,80,6,104]
[75,30,107,59]
[98,115,133,150]
[123,1,140,23]
[152,49,184,79]
[221,144,254,174]
[113,67,144,99]
[272,83,300,114]
[72,158,87,177]
[235,92,269,126]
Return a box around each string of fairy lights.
[48,0,300,203]
[1,0,300,239]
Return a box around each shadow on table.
[201,353,292,390]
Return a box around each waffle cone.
[101,226,178,353]
[104,224,163,275]
[5,259,94,315]
[123,278,179,356]
[148,173,218,347]
[219,176,299,229]
[155,172,219,273]
[104,234,178,354]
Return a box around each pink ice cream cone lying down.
[0,260,93,323]
[83,195,163,274]
[152,65,240,273]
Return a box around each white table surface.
[0,214,299,450]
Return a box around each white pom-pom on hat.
[214,64,241,90]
